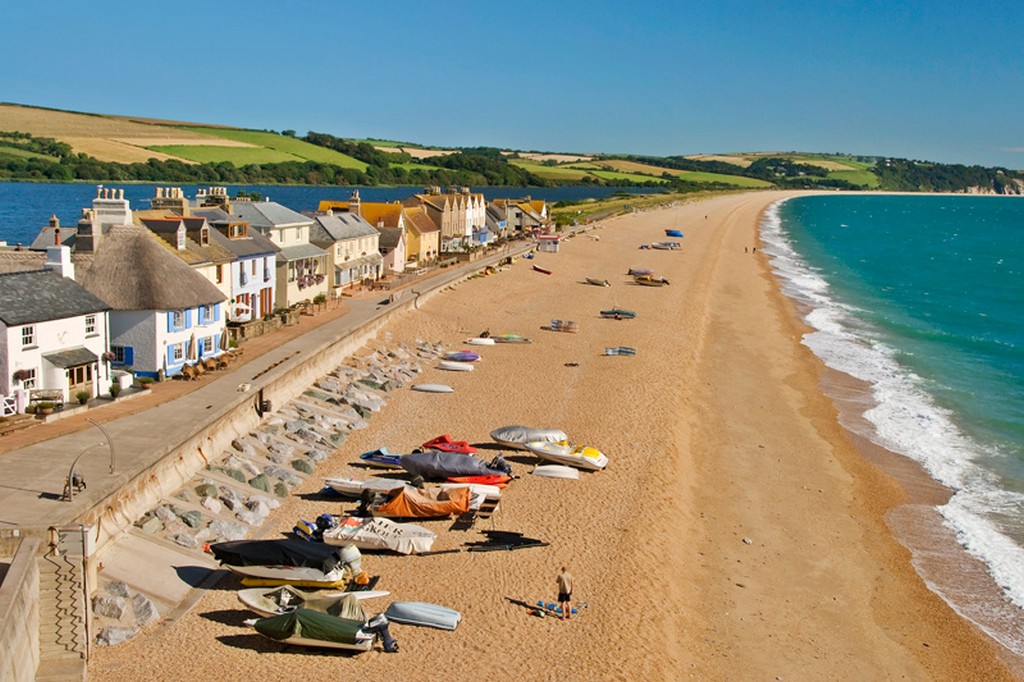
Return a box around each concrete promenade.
[0,243,530,534]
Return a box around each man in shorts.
[556,566,574,620]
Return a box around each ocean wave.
[761,198,1024,616]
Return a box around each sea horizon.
[762,193,1024,655]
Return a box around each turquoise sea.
[762,194,1024,653]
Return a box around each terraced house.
[308,210,382,295]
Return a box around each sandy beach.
[86,191,1020,681]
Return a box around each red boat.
[532,264,553,275]
[447,475,511,488]
[422,434,477,454]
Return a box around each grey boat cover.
[255,606,366,644]
[384,601,462,630]
[400,451,509,479]
[243,588,369,619]
[490,425,567,448]
[210,538,344,574]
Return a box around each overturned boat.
[322,516,437,555]
[210,538,364,587]
[634,274,670,287]
[585,277,610,287]
[600,307,636,319]
[490,425,568,450]
[400,450,512,480]
[384,601,462,631]
[325,476,406,498]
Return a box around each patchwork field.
[376,146,458,159]
[174,128,368,169]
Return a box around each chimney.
[349,190,361,217]
[49,214,60,228]
[44,242,75,280]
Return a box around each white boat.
[438,482,502,500]
[325,476,406,498]
[490,425,568,450]
[531,464,580,480]
[464,337,496,346]
[523,441,609,471]
[238,585,389,617]
[322,516,437,555]
[412,383,454,393]
[437,360,474,372]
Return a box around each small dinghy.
[627,268,653,276]
[238,586,389,618]
[651,241,681,250]
[422,434,477,454]
[600,307,636,319]
[438,482,502,500]
[490,425,568,450]
[371,485,472,518]
[401,451,512,480]
[531,464,580,479]
[325,476,406,498]
[549,319,579,333]
[385,601,462,631]
[253,607,381,652]
[358,448,404,469]
[585,277,610,287]
[491,333,532,344]
[532,264,553,275]
[464,337,496,346]
[210,539,364,587]
[447,474,511,486]
[437,360,474,372]
[665,229,684,237]
[523,441,609,471]
[445,351,481,362]
[634,274,670,287]
[603,346,637,356]
[322,516,437,555]
[412,383,454,393]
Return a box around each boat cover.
[254,607,367,644]
[322,516,437,555]
[373,485,470,518]
[384,601,462,630]
[490,425,568,449]
[239,586,376,617]
[401,451,509,479]
[210,538,347,574]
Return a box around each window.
[200,226,210,246]
[172,310,185,329]
[202,337,213,354]
[288,261,297,283]
[264,258,271,282]
[172,343,184,362]
[22,368,36,390]
[199,305,215,325]
[111,346,126,363]
[216,264,223,284]
[21,325,34,347]
[69,365,93,384]
[85,315,96,335]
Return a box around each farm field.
[145,145,300,165]
[585,159,771,187]
[827,169,880,187]
[508,159,595,181]
[175,127,367,169]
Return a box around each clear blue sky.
[3,0,1022,168]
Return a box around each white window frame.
[21,325,34,348]
[85,315,96,335]
[172,310,185,329]
[202,337,214,354]
[172,343,184,362]
[22,368,37,390]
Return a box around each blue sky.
[2,1,1022,167]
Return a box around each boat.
[253,607,379,652]
[549,319,579,333]
[371,485,472,518]
[210,539,364,587]
[585,277,610,287]
[422,434,477,454]
[411,383,454,393]
[401,450,512,480]
[490,425,568,450]
[238,585,389,618]
[523,441,609,471]
[464,337,496,346]
[533,264,553,275]
[358,448,404,469]
[600,307,636,319]
[437,360,474,372]
[531,464,580,479]
[651,241,681,250]
[445,350,481,362]
[447,474,511,486]
[603,346,637,356]
[665,229,684,237]
[627,268,653,276]
[634,274,669,287]
[322,516,437,555]
[490,333,533,344]
[325,476,406,498]
[384,601,462,631]
[438,482,502,500]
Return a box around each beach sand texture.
[87,192,1018,681]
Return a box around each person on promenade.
[556,566,574,620]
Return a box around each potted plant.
[11,368,31,384]
[137,377,155,389]
[109,383,121,400]
[75,390,91,405]
[37,401,55,415]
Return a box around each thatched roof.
[76,224,225,310]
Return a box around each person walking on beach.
[556,567,574,620]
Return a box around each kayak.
[447,474,511,486]
[445,351,481,362]
[358,448,403,469]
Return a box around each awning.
[343,253,383,268]
[43,347,98,369]
[275,243,329,263]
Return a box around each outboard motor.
[365,614,398,653]
[489,454,512,475]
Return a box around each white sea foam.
[761,199,1024,621]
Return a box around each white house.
[0,246,112,413]
[308,212,382,294]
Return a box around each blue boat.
[665,229,684,237]
[358,448,403,469]
[600,308,636,319]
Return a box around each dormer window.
[200,226,210,246]
[229,222,246,238]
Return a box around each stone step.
[34,655,86,682]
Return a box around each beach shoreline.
[87,191,1020,681]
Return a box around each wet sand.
[88,191,1019,681]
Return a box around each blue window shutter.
[185,309,193,328]
[167,346,175,366]
[125,347,135,365]
[167,311,174,333]
[214,303,221,321]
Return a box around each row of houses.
[0,185,553,414]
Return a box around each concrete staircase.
[35,550,87,682]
